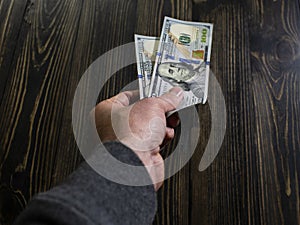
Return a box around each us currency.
[134,35,159,99]
[149,17,213,110]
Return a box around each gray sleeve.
[13,142,157,225]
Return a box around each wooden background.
[0,0,299,224]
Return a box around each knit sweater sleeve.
[13,142,157,225]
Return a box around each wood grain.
[246,0,300,224]
[50,0,139,187]
[0,1,84,224]
[0,0,29,103]
[191,3,256,225]
[0,0,299,225]
[190,1,300,225]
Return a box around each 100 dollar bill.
[134,35,159,99]
[149,17,213,110]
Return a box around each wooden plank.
[0,1,84,224]
[135,0,192,36]
[51,0,140,185]
[191,2,256,225]
[191,0,300,225]
[0,0,29,104]
[245,0,300,224]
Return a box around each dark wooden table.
[0,0,299,224]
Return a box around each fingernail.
[170,87,183,97]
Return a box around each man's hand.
[94,87,183,191]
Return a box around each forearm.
[13,142,157,225]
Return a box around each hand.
[94,87,184,190]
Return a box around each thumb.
[158,87,184,113]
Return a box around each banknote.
[148,17,213,110]
[134,35,159,99]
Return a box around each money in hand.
[149,17,213,110]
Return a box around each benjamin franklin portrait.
[157,62,206,99]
